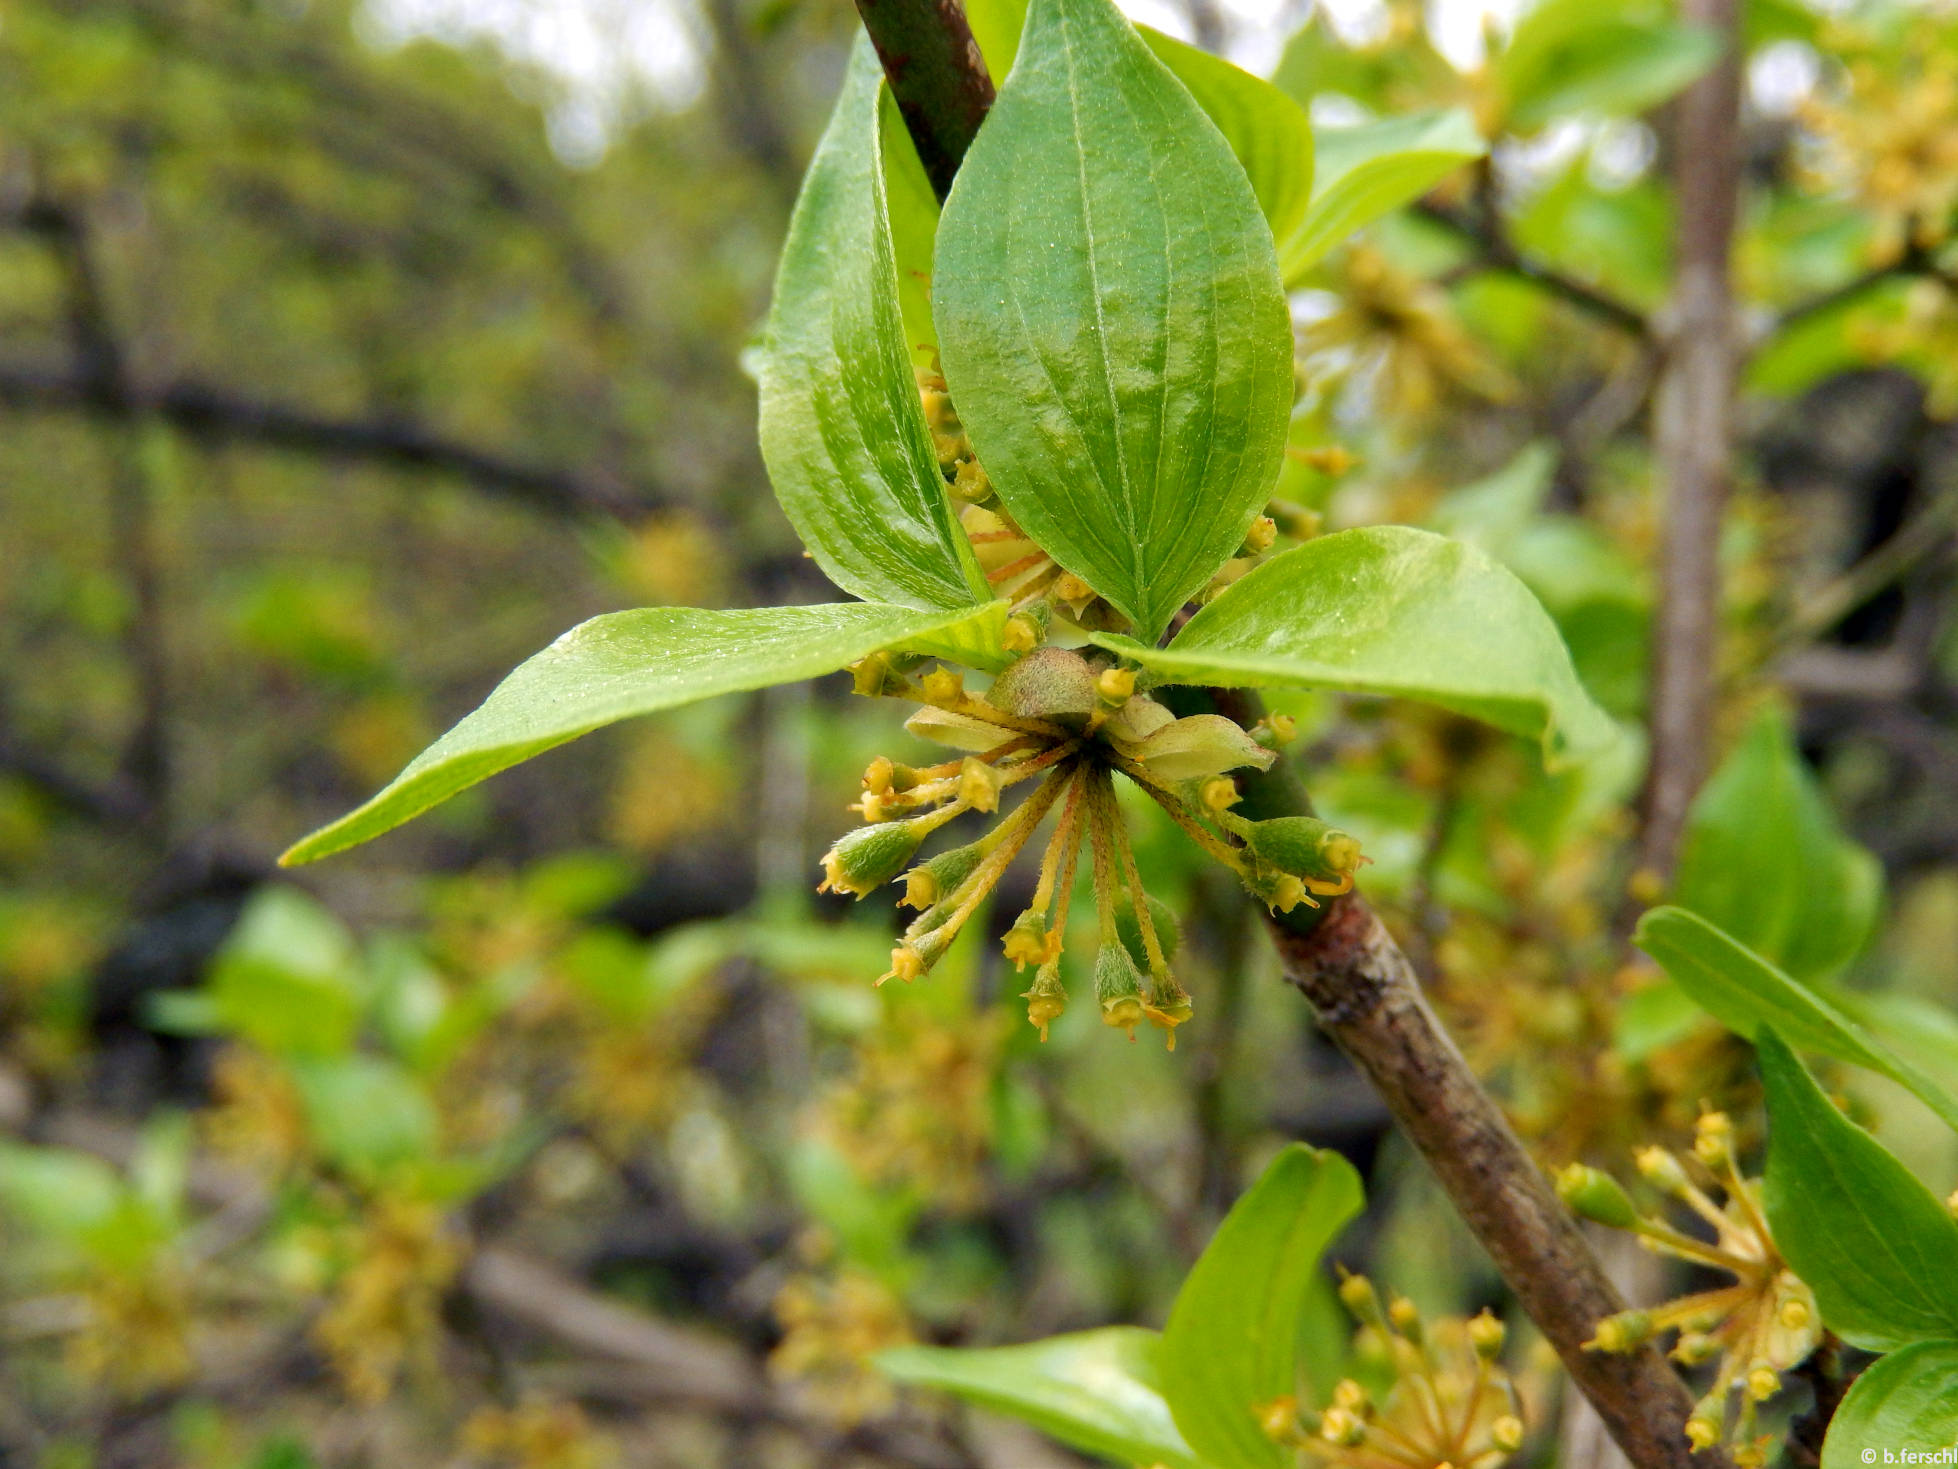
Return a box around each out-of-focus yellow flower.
[314,1194,461,1403]
[769,1268,913,1425]
[462,1398,616,1469]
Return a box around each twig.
[1764,240,1958,341]
[1638,0,1744,881]
[0,360,657,521]
[850,0,995,201]
[1269,897,1710,1469]
[1419,200,1652,341]
[1769,483,1958,659]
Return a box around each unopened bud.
[1337,1272,1380,1323]
[882,924,952,986]
[1586,1310,1652,1354]
[1252,713,1298,748]
[1318,1407,1365,1447]
[987,645,1098,720]
[1746,1365,1779,1402]
[1254,1395,1302,1445]
[1240,515,1277,555]
[1684,1399,1723,1451]
[1001,610,1045,654]
[1199,776,1240,813]
[1246,866,1309,914]
[1694,1110,1734,1170]
[1096,666,1136,706]
[1387,1296,1422,1341]
[1634,1146,1691,1196]
[902,841,987,911]
[1468,1309,1506,1359]
[1490,1414,1525,1453]
[1331,1379,1368,1413]
[1557,1163,1639,1229]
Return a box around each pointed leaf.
[281,601,1004,864]
[757,42,986,609]
[878,1327,1201,1469]
[934,0,1294,640]
[1160,1145,1364,1469]
[1757,1030,1958,1352]
[1284,110,1486,282]
[1673,706,1882,983]
[1138,28,1314,248]
[1634,907,1958,1134]
[1093,527,1617,769]
[1820,1340,1958,1468]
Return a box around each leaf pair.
[878,1144,1362,1469]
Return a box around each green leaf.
[1093,526,1618,769]
[204,887,364,1057]
[1160,1144,1364,1469]
[756,41,987,610]
[281,600,1003,864]
[1757,1029,1958,1352]
[1284,111,1486,283]
[1138,28,1314,249]
[1633,907,1958,1134]
[933,0,1294,641]
[1820,1340,1958,1467]
[878,1327,1201,1469]
[289,1055,440,1178]
[1673,706,1882,983]
[0,1143,123,1238]
[1494,0,1720,134]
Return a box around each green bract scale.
[816,644,1366,1047]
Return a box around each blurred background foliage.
[1,0,1956,1465]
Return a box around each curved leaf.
[934,0,1294,640]
[1495,0,1719,134]
[1094,526,1617,769]
[1758,1030,1958,1353]
[1284,111,1485,283]
[757,41,987,609]
[1160,1145,1364,1469]
[281,601,1004,864]
[1820,1340,1958,1468]
[1635,907,1958,1134]
[878,1327,1201,1469]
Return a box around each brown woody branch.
[1420,199,1653,340]
[1638,0,1744,880]
[850,0,995,201]
[0,360,658,522]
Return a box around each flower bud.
[819,821,926,899]
[1096,666,1136,706]
[901,841,987,911]
[1331,1379,1368,1414]
[1252,713,1298,748]
[1240,515,1277,556]
[1336,1272,1378,1322]
[1684,1396,1724,1451]
[1468,1309,1506,1359]
[1387,1296,1422,1341]
[1318,1407,1365,1447]
[949,458,991,503]
[1490,1414,1525,1453]
[1586,1310,1652,1354]
[1746,1365,1779,1402]
[1556,1163,1639,1229]
[1246,867,1310,914]
[1671,1332,1720,1366]
[958,756,1004,813]
[1021,962,1067,1042]
[1254,1395,1301,1445]
[1634,1146,1691,1196]
[986,646,1098,721]
[1244,817,1365,884]
[1694,1110,1735,1171]
[1094,943,1146,1038]
[1053,572,1096,611]
[1199,776,1240,813]
[1001,605,1047,654]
